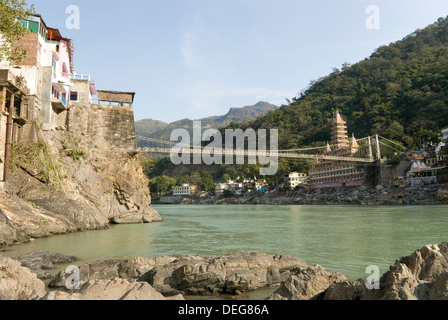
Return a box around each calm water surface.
[2,205,448,280]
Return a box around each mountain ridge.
[136,101,278,143]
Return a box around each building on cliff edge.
[307,111,365,189]
[0,14,138,182]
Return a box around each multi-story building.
[172,184,196,196]
[284,172,308,189]
[0,13,135,183]
[4,15,75,130]
[308,111,364,188]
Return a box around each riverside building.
[308,111,364,188]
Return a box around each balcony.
[51,94,67,112]
[0,69,30,94]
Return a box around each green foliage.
[229,16,448,151]
[142,156,174,179]
[149,175,177,195]
[197,171,215,192]
[0,0,35,62]
[67,149,86,161]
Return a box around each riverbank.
[1,242,448,300]
[154,182,448,206]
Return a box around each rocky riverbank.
[155,182,448,206]
[0,127,162,248]
[1,242,447,300]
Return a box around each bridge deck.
[137,147,375,163]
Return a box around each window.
[70,92,78,101]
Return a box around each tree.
[198,171,215,192]
[0,0,35,62]
[220,173,231,183]
[148,175,176,195]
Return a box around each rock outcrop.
[48,252,307,296]
[270,243,448,300]
[17,251,78,280]
[0,112,162,247]
[268,265,347,300]
[2,244,448,300]
[42,278,184,301]
[0,256,46,300]
[146,252,308,296]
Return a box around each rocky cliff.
[0,104,162,247]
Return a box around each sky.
[31,0,448,123]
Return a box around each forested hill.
[236,16,448,150]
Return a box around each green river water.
[2,204,447,298]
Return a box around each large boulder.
[322,243,448,300]
[146,252,308,296]
[48,256,180,289]
[42,278,184,300]
[367,242,448,300]
[18,251,78,280]
[0,256,46,300]
[268,265,347,300]
[435,189,448,203]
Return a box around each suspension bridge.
[136,135,406,164]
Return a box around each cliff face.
[0,104,162,247]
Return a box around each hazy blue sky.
[32,0,448,122]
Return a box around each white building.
[172,184,195,196]
[215,183,229,196]
[285,172,308,189]
[442,128,448,142]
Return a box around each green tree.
[148,175,177,195]
[220,173,231,183]
[198,171,215,192]
[0,0,35,62]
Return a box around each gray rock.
[18,251,78,279]
[48,256,180,289]
[268,265,347,300]
[146,252,308,296]
[323,242,448,300]
[0,256,46,300]
[42,278,184,300]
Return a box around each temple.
[308,111,364,188]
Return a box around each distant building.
[215,183,229,196]
[229,182,244,195]
[308,111,364,188]
[284,172,307,189]
[406,160,439,186]
[442,128,448,142]
[405,150,429,161]
[172,184,195,196]
[435,142,446,164]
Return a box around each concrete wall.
[0,113,6,181]
[38,66,53,129]
[68,104,137,151]
[69,80,91,107]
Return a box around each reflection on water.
[2,205,448,281]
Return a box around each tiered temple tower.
[308,111,364,188]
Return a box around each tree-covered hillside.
[237,16,448,150]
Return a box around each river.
[2,204,447,296]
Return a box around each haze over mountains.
[135,101,278,143]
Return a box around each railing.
[68,73,91,82]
